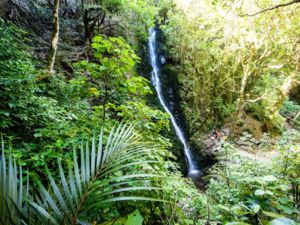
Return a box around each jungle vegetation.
[0,0,299,224]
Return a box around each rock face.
[1,0,51,31]
[0,0,80,23]
[0,0,84,65]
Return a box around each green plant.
[0,21,36,130]
[0,125,166,225]
[0,21,172,179]
[73,35,170,145]
[205,141,299,224]
[161,0,300,137]
[280,101,300,130]
[276,131,300,210]
[99,209,144,225]
[0,141,30,225]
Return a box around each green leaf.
[268,218,298,225]
[218,205,231,212]
[232,205,248,216]
[277,205,294,215]
[30,202,60,225]
[261,175,277,182]
[93,36,104,42]
[265,190,274,196]
[125,210,143,225]
[278,197,290,204]
[251,204,260,214]
[184,219,194,224]
[263,211,284,218]
[255,189,265,196]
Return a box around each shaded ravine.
[148,28,202,179]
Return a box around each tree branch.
[241,0,300,17]
[241,92,267,109]
[244,94,266,103]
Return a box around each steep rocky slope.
[0,0,84,67]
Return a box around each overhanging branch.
[241,0,300,17]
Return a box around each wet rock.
[200,127,230,155]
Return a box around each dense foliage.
[0,18,170,171]
[0,0,300,224]
[0,125,181,224]
[161,0,300,138]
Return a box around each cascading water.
[148,28,202,178]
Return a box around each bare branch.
[241,0,300,17]
[244,94,266,104]
[241,92,267,109]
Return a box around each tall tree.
[47,0,60,74]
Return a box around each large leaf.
[0,142,29,225]
[1,125,165,225]
[268,218,298,225]
[30,124,164,224]
[125,209,143,225]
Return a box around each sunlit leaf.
[124,209,143,225]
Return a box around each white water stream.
[148,28,201,177]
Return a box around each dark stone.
[0,0,84,65]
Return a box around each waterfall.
[148,28,201,177]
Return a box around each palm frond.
[0,141,29,225]
[31,124,165,225]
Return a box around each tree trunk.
[47,0,60,74]
[230,64,251,135]
[236,64,250,121]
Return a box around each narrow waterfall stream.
[148,28,202,178]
